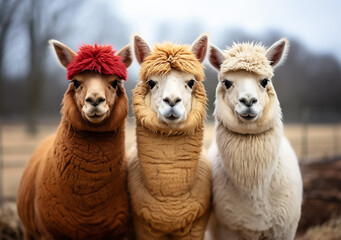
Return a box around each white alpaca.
[147,70,196,128]
[207,39,302,240]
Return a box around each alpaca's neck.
[216,119,282,195]
[52,117,126,198]
[136,122,203,198]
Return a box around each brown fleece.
[17,76,130,240]
[128,47,211,239]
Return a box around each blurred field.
[1,122,341,200]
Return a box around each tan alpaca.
[17,40,132,239]
[128,34,211,240]
[207,39,302,240]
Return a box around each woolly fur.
[17,43,130,239]
[132,81,206,135]
[67,43,127,80]
[221,42,274,78]
[128,39,211,239]
[208,40,302,240]
[133,42,207,135]
[139,42,205,83]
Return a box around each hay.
[297,215,341,240]
[0,202,23,240]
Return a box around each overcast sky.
[108,0,341,63]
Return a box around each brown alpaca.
[128,35,211,240]
[17,40,132,240]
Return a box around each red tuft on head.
[67,43,127,80]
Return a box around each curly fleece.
[67,43,127,80]
[221,42,274,77]
[128,41,211,239]
[139,42,205,82]
[17,72,130,238]
[134,42,207,135]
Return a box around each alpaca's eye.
[111,80,119,89]
[187,79,195,89]
[147,80,156,89]
[223,79,233,89]
[72,80,81,89]
[260,79,269,88]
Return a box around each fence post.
[0,118,3,212]
[334,123,339,158]
[301,108,310,161]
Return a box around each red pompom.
[67,43,127,80]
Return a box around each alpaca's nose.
[163,97,182,107]
[239,97,257,107]
[85,94,106,107]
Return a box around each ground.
[0,121,341,239]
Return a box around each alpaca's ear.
[191,34,208,63]
[117,44,132,68]
[208,44,225,71]
[133,35,151,65]
[49,39,76,68]
[266,38,289,68]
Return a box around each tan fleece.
[139,42,205,83]
[128,42,211,239]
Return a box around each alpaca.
[17,40,132,240]
[127,34,211,240]
[207,39,302,240]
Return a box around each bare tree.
[0,0,22,115]
[24,0,83,133]
[0,0,22,211]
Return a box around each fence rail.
[0,122,340,203]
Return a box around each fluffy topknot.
[221,42,274,77]
[67,43,127,80]
[139,42,205,82]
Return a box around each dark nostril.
[86,98,93,104]
[163,97,181,107]
[163,98,173,107]
[163,98,174,107]
[239,97,257,107]
[239,98,247,105]
[86,97,105,107]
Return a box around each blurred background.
[0,0,341,238]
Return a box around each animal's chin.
[159,113,187,127]
[162,115,183,123]
[236,112,260,122]
[84,112,108,124]
[158,108,187,126]
[166,115,180,121]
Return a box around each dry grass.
[296,216,341,240]
[0,202,23,240]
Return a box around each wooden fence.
[0,122,340,206]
